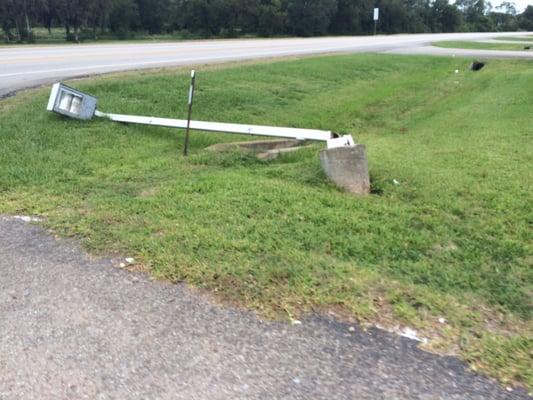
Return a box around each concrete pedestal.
[319,145,370,195]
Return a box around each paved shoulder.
[0,216,529,399]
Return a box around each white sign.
[373,8,379,21]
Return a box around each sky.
[453,0,532,13]
[504,0,533,13]
[498,0,531,13]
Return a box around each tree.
[431,0,463,32]
[519,5,533,30]
[0,0,44,42]
[287,0,338,36]
[87,0,112,38]
[57,0,92,41]
[496,1,516,15]
[330,0,374,34]
[376,0,411,34]
[180,0,219,36]
[404,0,432,32]
[0,0,15,41]
[440,4,463,31]
[136,0,172,34]
[489,2,519,31]
[456,0,495,31]
[257,0,288,36]
[228,0,261,35]
[109,0,139,38]
[0,0,527,43]
[39,0,61,34]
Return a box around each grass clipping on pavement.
[0,54,531,388]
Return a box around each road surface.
[0,216,530,399]
[1,32,532,97]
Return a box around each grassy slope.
[433,40,533,51]
[0,54,531,387]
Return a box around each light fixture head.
[47,83,97,120]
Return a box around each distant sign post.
[373,8,379,35]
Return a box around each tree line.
[1,0,532,43]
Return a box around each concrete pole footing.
[319,145,370,195]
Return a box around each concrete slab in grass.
[320,145,370,195]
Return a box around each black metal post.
[183,70,196,156]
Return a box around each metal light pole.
[183,70,196,156]
[49,82,356,149]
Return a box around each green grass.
[0,27,66,45]
[0,54,532,388]
[493,35,533,42]
[433,40,533,51]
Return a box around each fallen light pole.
[47,81,370,195]
[47,82,353,148]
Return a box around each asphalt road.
[1,216,530,399]
[1,32,532,97]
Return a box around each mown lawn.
[0,54,531,388]
[493,35,533,42]
[433,40,533,51]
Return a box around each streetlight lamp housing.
[47,83,97,120]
